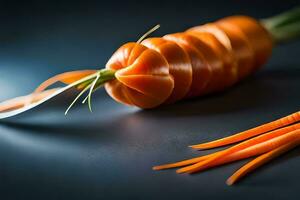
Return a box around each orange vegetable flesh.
[215,20,255,79]
[178,123,300,174]
[141,38,192,103]
[153,113,300,185]
[178,125,300,174]
[227,138,300,185]
[105,42,174,108]
[105,15,273,108]
[154,124,299,170]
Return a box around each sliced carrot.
[154,123,300,171]
[227,136,300,185]
[190,111,300,150]
[177,123,300,173]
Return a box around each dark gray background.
[0,0,300,199]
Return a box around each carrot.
[176,123,300,174]
[153,152,219,170]
[153,124,294,170]
[190,111,300,150]
[154,123,300,171]
[227,135,300,185]
[1,8,299,114]
[0,7,299,187]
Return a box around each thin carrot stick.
[190,111,300,150]
[177,129,298,173]
[34,70,96,92]
[177,124,300,174]
[154,123,300,171]
[153,152,219,170]
[227,136,300,185]
[0,88,59,112]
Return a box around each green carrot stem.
[261,6,300,43]
[65,68,115,114]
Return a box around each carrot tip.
[226,178,235,186]
[152,166,161,170]
[188,144,206,150]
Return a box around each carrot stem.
[262,6,300,43]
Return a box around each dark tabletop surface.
[1,0,300,199]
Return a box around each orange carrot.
[3,8,300,114]
[0,8,299,114]
[0,8,299,186]
[153,152,218,170]
[227,136,300,185]
[190,111,300,150]
[177,123,300,174]
[154,123,300,171]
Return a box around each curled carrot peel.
[190,111,300,150]
[154,113,300,185]
[34,70,97,93]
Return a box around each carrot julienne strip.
[176,128,298,173]
[226,135,300,185]
[190,111,300,150]
[154,123,300,171]
[153,152,219,170]
[177,123,300,174]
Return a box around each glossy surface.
[0,1,300,199]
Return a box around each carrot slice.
[177,123,300,173]
[227,136,300,185]
[190,111,300,150]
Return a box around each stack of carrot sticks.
[153,111,300,185]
